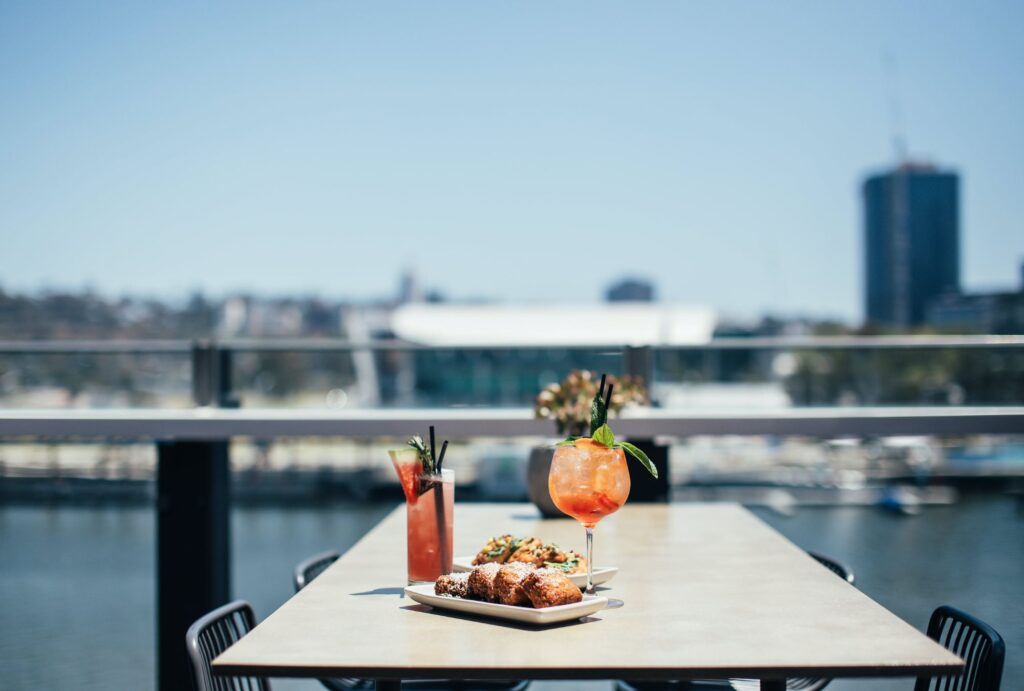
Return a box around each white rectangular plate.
[404,584,608,625]
[452,556,618,589]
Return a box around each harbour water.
[1,497,1020,691]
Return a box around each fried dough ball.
[493,562,536,606]
[521,569,583,608]
[434,572,471,598]
[466,562,502,601]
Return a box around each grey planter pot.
[526,446,569,518]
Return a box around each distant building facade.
[863,163,959,327]
[606,278,655,302]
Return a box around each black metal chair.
[294,550,341,592]
[807,551,855,585]
[293,551,529,691]
[293,551,371,691]
[186,600,270,691]
[618,551,857,691]
[914,605,1004,691]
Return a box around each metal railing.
[1,334,1022,409]
[2,334,1022,353]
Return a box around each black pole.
[156,440,230,691]
[156,339,235,690]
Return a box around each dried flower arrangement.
[533,369,648,437]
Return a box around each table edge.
[211,661,965,681]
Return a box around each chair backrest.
[914,605,1005,691]
[186,600,271,691]
[294,550,341,592]
[807,551,855,585]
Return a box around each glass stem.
[585,526,594,595]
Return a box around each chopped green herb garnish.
[543,558,580,572]
[557,374,658,478]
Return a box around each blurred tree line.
[0,288,356,405]
[783,324,1024,405]
[656,319,1023,406]
[0,289,217,340]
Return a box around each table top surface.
[213,503,962,681]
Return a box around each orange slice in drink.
[572,438,607,451]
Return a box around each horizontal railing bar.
[220,335,1024,351]
[0,340,192,354]
[663,335,1024,350]
[0,407,1021,440]
[0,335,1022,355]
[222,338,438,352]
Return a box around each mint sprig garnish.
[407,434,435,474]
[590,423,613,447]
[407,427,451,495]
[616,441,658,478]
[557,373,658,479]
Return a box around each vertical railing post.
[621,345,669,502]
[217,347,240,408]
[191,339,216,407]
[623,345,654,389]
[156,339,232,691]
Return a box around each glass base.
[408,578,435,586]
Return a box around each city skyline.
[2,2,1023,321]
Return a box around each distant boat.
[878,486,922,516]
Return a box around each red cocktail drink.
[390,448,454,584]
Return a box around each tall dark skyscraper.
[863,163,960,327]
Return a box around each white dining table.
[213,503,962,690]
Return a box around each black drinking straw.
[598,373,607,399]
[429,429,450,574]
[604,382,614,409]
[437,440,449,472]
[429,425,437,472]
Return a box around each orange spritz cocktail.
[549,439,630,528]
[547,373,657,593]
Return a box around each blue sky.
[2,1,1022,321]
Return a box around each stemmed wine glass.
[547,440,631,594]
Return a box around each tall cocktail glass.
[389,448,454,585]
[548,439,631,594]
